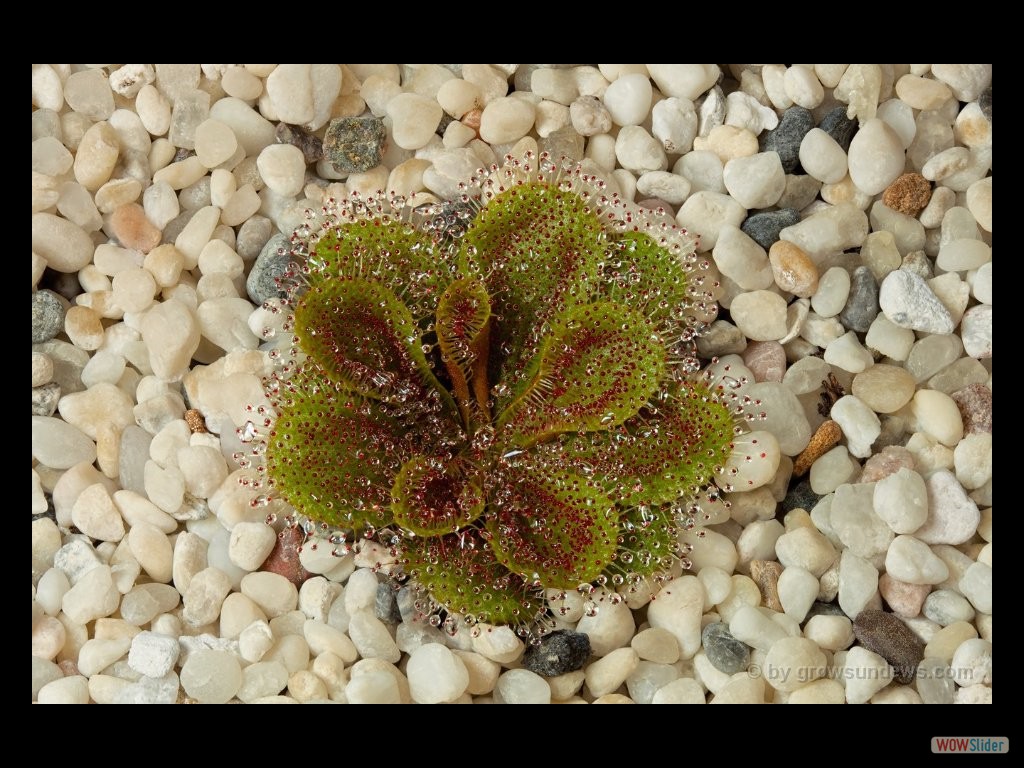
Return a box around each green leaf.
[435,277,492,425]
[293,276,457,416]
[264,370,403,532]
[484,466,619,589]
[610,505,681,581]
[601,231,691,329]
[401,530,546,626]
[496,301,666,447]
[566,379,737,506]
[308,219,454,319]
[459,182,604,410]
[391,455,485,537]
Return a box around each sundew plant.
[239,154,768,633]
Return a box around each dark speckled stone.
[853,609,924,684]
[782,479,820,514]
[741,208,801,250]
[246,233,292,305]
[522,630,591,677]
[323,115,386,174]
[818,107,858,152]
[761,107,814,173]
[840,266,880,332]
[701,622,751,675]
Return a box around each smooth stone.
[701,622,750,675]
[853,609,923,684]
[760,106,814,173]
[741,208,800,250]
[848,118,905,196]
[885,535,950,585]
[879,270,955,335]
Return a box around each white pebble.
[722,152,785,209]
[958,562,992,614]
[647,575,704,659]
[194,119,238,169]
[478,96,534,145]
[831,393,880,460]
[651,97,698,153]
[128,631,181,677]
[615,125,667,174]
[406,643,469,704]
[724,90,778,135]
[62,565,121,625]
[844,647,893,704]
[646,64,719,100]
[603,73,652,126]
[257,144,307,198]
[730,291,788,341]
[823,332,874,375]
[777,567,819,623]
[241,572,298,619]
[799,129,848,184]
[180,649,242,704]
[38,676,90,705]
[847,118,905,196]
[585,647,639,698]
[71,483,125,542]
[784,66,825,109]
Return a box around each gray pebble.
[246,233,293,305]
[782,479,820,514]
[916,657,955,704]
[236,216,274,263]
[375,581,402,624]
[979,86,992,121]
[818,107,859,152]
[322,116,386,174]
[46,272,82,301]
[760,106,814,173]
[701,622,750,674]
[840,266,880,332]
[741,208,801,249]
[522,630,591,677]
[31,382,61,416]
[275,123,323,165]
[695,320,747,358]
[804,601,847,622]
[538,125,584,163]
[396,585,418,624]
[435,112,455,138]
[31,290,66,344]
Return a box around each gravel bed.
[32,64,991,704]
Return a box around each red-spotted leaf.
[484,466,619,589]
[435,277,492,425]
[496,301,666,447]
[264,371,404,532]
[308,219,455,319]
[293,276,457,416]
[401,529,547,626]
[390,455,485,537]
[566,379,737,506]
[602,231,691,329]
[459,182,604,410]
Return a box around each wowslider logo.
[932,737,1008,754]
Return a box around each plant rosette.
[237,153,776,635]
